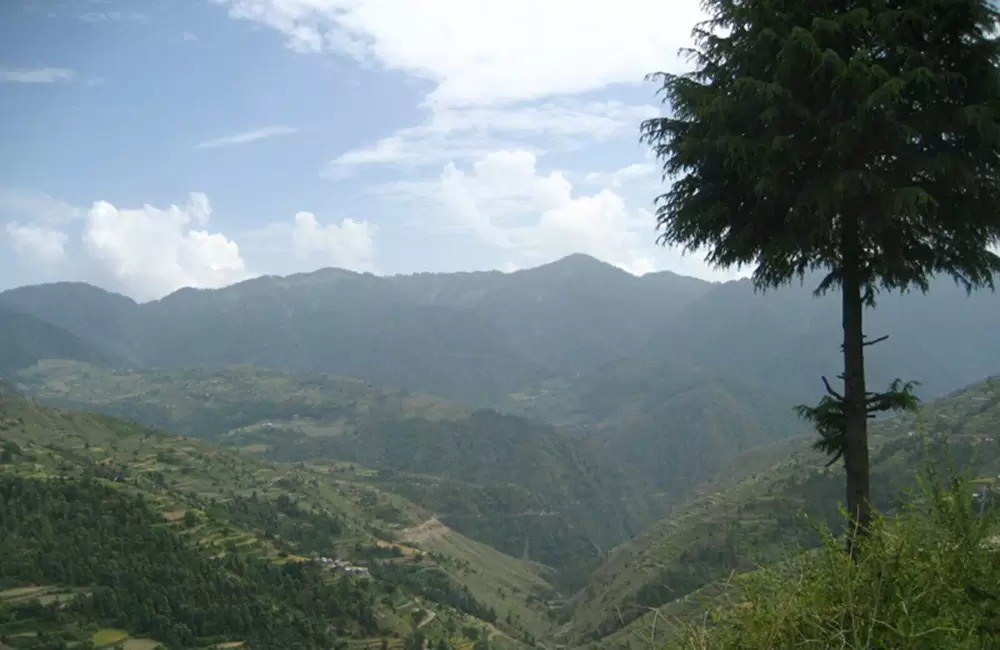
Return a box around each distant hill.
[565,375,1000,645]
[501,359,804,513]
[0,393,555,648]
[12,360,646,585]
[1,256,995,405]
[644,273,1000,402]
[0,306,118,374]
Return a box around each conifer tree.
[642,0,1000,556]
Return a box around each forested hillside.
[502,359,803,510]
[11,361,647,584]
[1,256,996,405]
[0,394,556,649]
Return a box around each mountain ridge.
[2,254,995,407]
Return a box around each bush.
[670,459,1000,649]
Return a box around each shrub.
[670,459,1000,649]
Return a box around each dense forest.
[0,475,377,649]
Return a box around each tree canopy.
[642,0,1000,552]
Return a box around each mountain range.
[2,254,996,405]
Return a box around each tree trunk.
[841,220,871,560]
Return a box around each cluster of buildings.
[316,556,370,577]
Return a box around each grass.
[93,628,129,647]
[667,458,1000,649]
[122,640,162,650]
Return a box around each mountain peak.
[521,253,630,279]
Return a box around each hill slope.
[568,375,1000,645]
[0,393,556,648]
[0,307,117,375]
[501,359,803,513]
[12,361,644,582]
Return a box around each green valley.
[0,389,558,649]
[11,361,645,583]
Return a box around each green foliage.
[0,475,376,649]
[797,377,921,466]
[16,361,640,576]
[642,0,1000,291]
[642,0,1000,550]
[669,462,1000,649]
[0,391,553,646]
[368,563,497,624]
[215,492,345,555]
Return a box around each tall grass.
[669,450,1000,649]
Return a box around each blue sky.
[0,0,741,301]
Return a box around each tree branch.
[821,376,843,400]
[862,334,889,347]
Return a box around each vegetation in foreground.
[669,460,1000,649]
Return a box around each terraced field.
[0,393,553,649]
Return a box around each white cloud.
[584,163,656,189]
[195,125,298,149]
[215,1,699,175]
[292,211,377,271]
[0,67,75,83]
[325,100,659,173]
[214,0,706,109]
[4,222,68,265]
[182,31,199,41]
[386,150,739,280]
[82,193,250,301]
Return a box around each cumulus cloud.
[292,212,377,271]
[195,125,298,149]
[214,0,706,108]
[4,222,69,265]
[0,67,75,83]
[382,150,740,280]
[82,193,250,301]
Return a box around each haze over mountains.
[1,253,997,405]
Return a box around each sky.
[0,0,746,302]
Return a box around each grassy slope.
[566,375,1000,646]
[14,360,639,578]
[0,393,555,647]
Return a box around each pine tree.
[642,0,1000,556]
